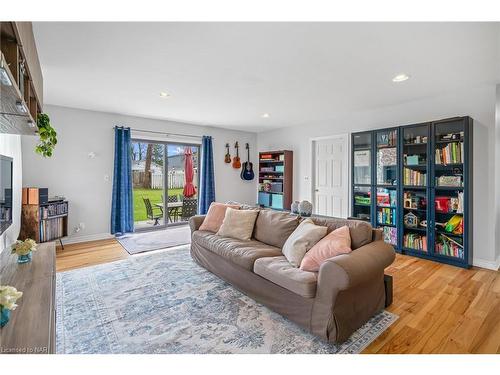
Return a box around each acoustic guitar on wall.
[224,143,231,163]
[240,143,255,180]
[232,142,241,169]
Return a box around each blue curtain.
[111,126,134,234]
[199,135,215,214]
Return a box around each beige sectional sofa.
[189,209,395,343]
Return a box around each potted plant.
[0,285,23,327]
[11,239,37,264]
[35,113,57,157]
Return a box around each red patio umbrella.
[183,147,196,197]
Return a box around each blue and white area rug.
[56,245,397,354]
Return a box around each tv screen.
[0,155,13,235]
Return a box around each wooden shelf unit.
[20,201,69,247]
[258,150,293,210]
[0,22,43,135]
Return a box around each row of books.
[377,207,397,226]
[403,233,427,251]
[40,202,68,219]
[382,226,397,246]
[403,168,426,186]
[39,217,65,242]
[435,141,464,164]
[435,236,464,259]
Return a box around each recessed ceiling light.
[392,73,410,83]
[159,92,171,98]
[261,113,270,118]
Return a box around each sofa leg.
[384,274,393,307]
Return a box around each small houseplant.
[35,113,57,157]
[0,285,23,327]
[11,239,37,264]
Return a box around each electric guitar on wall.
[232,142,241,169]
[224,143,231,163]
[240,143,255,180]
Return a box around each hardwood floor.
[55,239,500,353]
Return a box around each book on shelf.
[382,226,397,246]
[435,234,464,259]
[40,202,68,219]
[377,207,396,226]
[404,233,427,251]
[404,167,426,186]
[39,217,65,242]
[435,141,463,164]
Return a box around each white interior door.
[313,136,348,218]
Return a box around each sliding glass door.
[131,139,199,231]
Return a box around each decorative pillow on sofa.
[199,202,240,233]
[253,209,300,248]
[217,208,259,241]
[282,219,328,267]
[300,225,352,272]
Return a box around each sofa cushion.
[192,231,282,271]
[253,256,318,298]
[310,217,372,249]
[282,219,328,267]
[253,209,300,248]
[300,225,352,272]
[198,202,240,233]
[217,208,259,241]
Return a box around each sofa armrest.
[317,240,395,292]
[189,215,206,233]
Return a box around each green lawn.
[133,188,183,221]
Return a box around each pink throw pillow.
[300,225,352,272]
[199,202,240,233]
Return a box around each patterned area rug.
[116,225,191,255]
[56,246,397,354]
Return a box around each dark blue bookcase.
[351,117,473,268]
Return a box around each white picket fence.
[150,170,198,189]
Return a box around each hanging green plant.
[35,113,57,157]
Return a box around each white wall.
[0,134,22,253]
[22,105,257,243]
[257,83,498,269]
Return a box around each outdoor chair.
[143,197,163,226]
[167,195,180,222]
[180,197,198,221]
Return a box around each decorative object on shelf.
[436,175,462,187]
[291,201,300,214]
[232,142,241,169]
[35,113,58,158]
[0,285,23,328]
[11,238,37,264]
[224,143,231,164]
[403,212,419,228]
[298,200,313,217]
[240,143,255,181]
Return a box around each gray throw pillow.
[253,209,300,248]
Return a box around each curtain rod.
[115,126,210,140]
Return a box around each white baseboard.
[473,256,500,271]
[61,233,115,245]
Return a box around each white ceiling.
[33,22,500,132]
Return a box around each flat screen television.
[0,155,13,235]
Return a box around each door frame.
[131,138,201,232]
[310,134,349,218]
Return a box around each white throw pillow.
[282,219,328,267]
[217,208,259,241]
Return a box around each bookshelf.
[20,200,68,248]
[258,150,293,210]
[351,117,472,268]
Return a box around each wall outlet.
[74,222,85,233]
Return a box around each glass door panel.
[132,141,165,230]
[353,133,371,185]
[376,187,397,245]
[433,120,465,260]
[167,144,199,225]
[376,129,398,186]
[352,185,371,222]
[402,188,428,252]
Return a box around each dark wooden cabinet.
[351,117,473,268]
[0,242,56,354]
